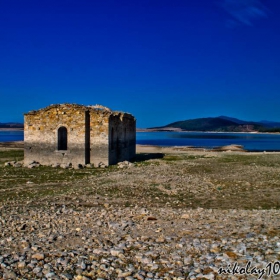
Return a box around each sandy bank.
[1,141,280,154]
[0,128,23,131]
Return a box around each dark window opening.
[58,126,67,150]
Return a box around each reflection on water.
[137,132,280,151]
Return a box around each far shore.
[1,127,279,135]
[0,128,23,131]
[136,128,280,134]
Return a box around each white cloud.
[219,0,269,26]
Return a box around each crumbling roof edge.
[24,103,135,120]
[24,103,117,115]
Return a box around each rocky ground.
[0,144,280,279]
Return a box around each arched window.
[58,126,67,150]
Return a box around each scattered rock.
[31,253,45,260]
[74,164,84,169]
[215,144,245,152]
[98,162,107,168]
[4,161,24,168]
[117,161,134,168]
[181,213,190,219]
[60,163,72,169]
[0,206,279,279]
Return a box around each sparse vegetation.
[1,147,280,279]
[0,149,23,163]
[1,148,280,210]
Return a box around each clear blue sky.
[1,0,280,127]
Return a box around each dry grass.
[1,148,280,209]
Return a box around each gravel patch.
[1,204,280,279]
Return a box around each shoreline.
[1,127,280,135]
[1,141,280,153]
[1,127,279,135]
[137,129,280,135]
[0,128,23,131]
[137,144,280,154]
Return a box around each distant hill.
[218,116,256,125]
[258,120,280,128]
[218,116,280,128]
[148,116,280,132]
[0,122,23,129]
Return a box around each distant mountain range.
[218,116,280,128]
[0,122,23,129]
[146,116,280,132]
[2,118,280,132]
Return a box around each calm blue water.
[1,131,280,151]
[0,131,24,142]
[137,132,280,151]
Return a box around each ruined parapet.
[89,104,112,112]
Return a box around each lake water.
[137,132,280,152]
[0,131,24,142]
[1,131,280,151]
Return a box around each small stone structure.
[24,104,136,167]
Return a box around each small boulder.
[31,253,45,260]
[74,164,84,169]
[117,161,134,168]
[60,163,72,169]
[110,248,124,257]
[181,213,190,219]
[28,162,40,168]
[13,162,23,168]
[98,162,107,168]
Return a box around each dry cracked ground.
[0,144,280,279]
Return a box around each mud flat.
[0,143,280,279]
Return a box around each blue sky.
[1,0,280,127]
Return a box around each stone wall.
[24,104,136,167]
[25,104,90,166]
[89,109,110,166]
[109,113,136,165]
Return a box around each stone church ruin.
[24,104,136,167]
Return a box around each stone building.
[24,104,136,167]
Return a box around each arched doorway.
[58,126,67,150]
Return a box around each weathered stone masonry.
[24,104,136,166]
